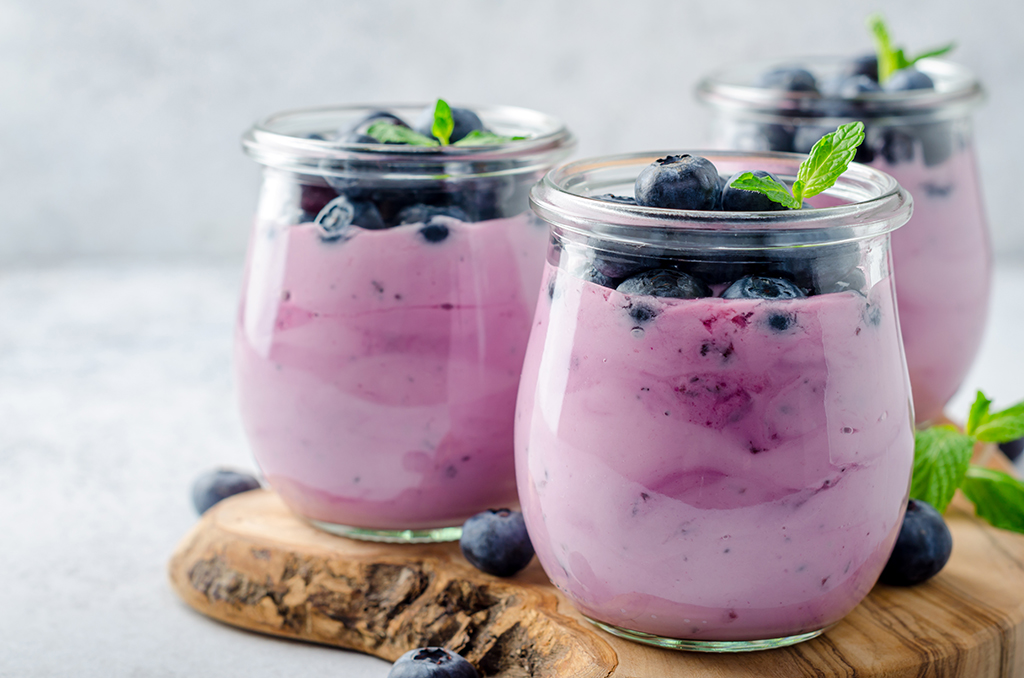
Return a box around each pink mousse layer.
[515,264,914,641]
[236,212,547,530]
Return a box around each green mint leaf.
[728,172,801,210]
[961,466,1024,535]
[909,42,956,65]
[452,130,527,146]
[868,14,899,83]
[910,425,974,512]
[365,122,438,146]
[966,390,992,436]
[794,122,866,201]
[974,401,1024,443]
[431,99,455,146]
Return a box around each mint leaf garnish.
[909,43,956,65]
[452,130,526,146]
[867,14,955,83]
[727,122,865,210]
[911,425,974,513]
[365,122,438,146]
[431,99,455,146]
[966,390,992,436]
[960,467,1024,535]
[974,402,1024,443]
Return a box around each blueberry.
[879,499,953,586]
[722,275,805,300]
[595,193,638,205]
[300,184,339,220]
[397,203,469,225]
[459,509,535,577]
[844,54,879,82]
[352,200,387,230]
[616,269,712,299]
[414,104,485,144]
[878,128,916,165]
[884,68,934,91]
[388,647,479,678]
[340,111,409,144]
[315,196,385,240]
[192,469,261,515]
[837,74,883,97]
[755,67,819,93]
[419,219,450,243]
[999,437,1024,463]
[720,170,790,212]
[634,155,722,210]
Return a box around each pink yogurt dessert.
[236,104,574,540]
[519,151,915,649]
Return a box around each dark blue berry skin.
[884,68,934,91]
[460,509,535,577]
[755,67,818,93]
[634,155,722,210]
[616,269,712,299]
[879,499,953,586]
[300,185,339,221]
[419,220,450,243]
[595,193,638,205]
[1000,437,1024,463]
[192,469,261,515]
[388,647,479,678]
[838,74,883,97]
[397,203,469,225]
[722,275,805,300]
[844,54,879,82]
[340,111,410,144]
[414,105,486,144]
[315,196,385,240]
[721,171,790,212]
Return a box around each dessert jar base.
[308,519,462,543]
[585,617,830,653]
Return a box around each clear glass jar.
[518,151,914,651]
[237,104,574,542]
[697,58,989,424]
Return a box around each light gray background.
[3,0,1023,263]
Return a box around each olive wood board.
[169,461,1024,678]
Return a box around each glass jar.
[697,58,989,424]
[237,104,574,542]
[518,151,914,651]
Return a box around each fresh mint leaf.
[365,122,438,146]
[431,99,454,146]
[794,122,866,201]
[452,130,526,146]
[966,390,992,436]
[961,466,1024,535]
[974,401,1024,444]
[728,172,801,209]
[868,14,900,83]
[910,425,974,512]
[909,43,956,65]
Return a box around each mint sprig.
[365,122,438,146]
[729,121,865,210]
[912,391,1024,534]
[867,15,955,83]
[431,99,455,146]
[453,130,526,146]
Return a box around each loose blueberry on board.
[720,170,790,212]
[460,509,535,577]
[617,269,712,299]
[879,499,953,586]
[397,203,470,225]
[414,104,486,144]
[1000,437,1024,463]
[192,469,261,515]
[634,155,722,210]
[388,647,479,678]
[755,67,819,92]
[884,68,935,91]
[722,275,805,300]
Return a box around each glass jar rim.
[242,103,576,180]
[531,150,913,249]
[696,57,983,121]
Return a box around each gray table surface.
[2,261,1021,677]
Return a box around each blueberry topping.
[388,647,479,678]
[397,203,469,225]
[999,437,1024,463]
[414,105,485,144]
[879,499,953,586]
[838,74,883,97]
[192,469,261,515]
[595,193,638,205]
[634,155,722,210]
[459,509,535,577]
[755,67,818,93]
[884,68,934,91]
[722,275,805,300]
[844,54,879,82]
[721,171,790,212]
[617,269,712,299]
[419,219,450,243]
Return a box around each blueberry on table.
[721,171,790,212]
[460,509,535,577]
[879,499,953,586]
[192,469,261,515]
[617,268,712,300]
[722,275,805,300]
[1000,437,1024,463]
[414,105,485,144]
[634,155,722,210]
[884,68,934,91]
[755,67,819,93]
[388,647,479,678]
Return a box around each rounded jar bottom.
[308,519,462,543]
[585,617,830,653]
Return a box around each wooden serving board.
[169,471,1024,678]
